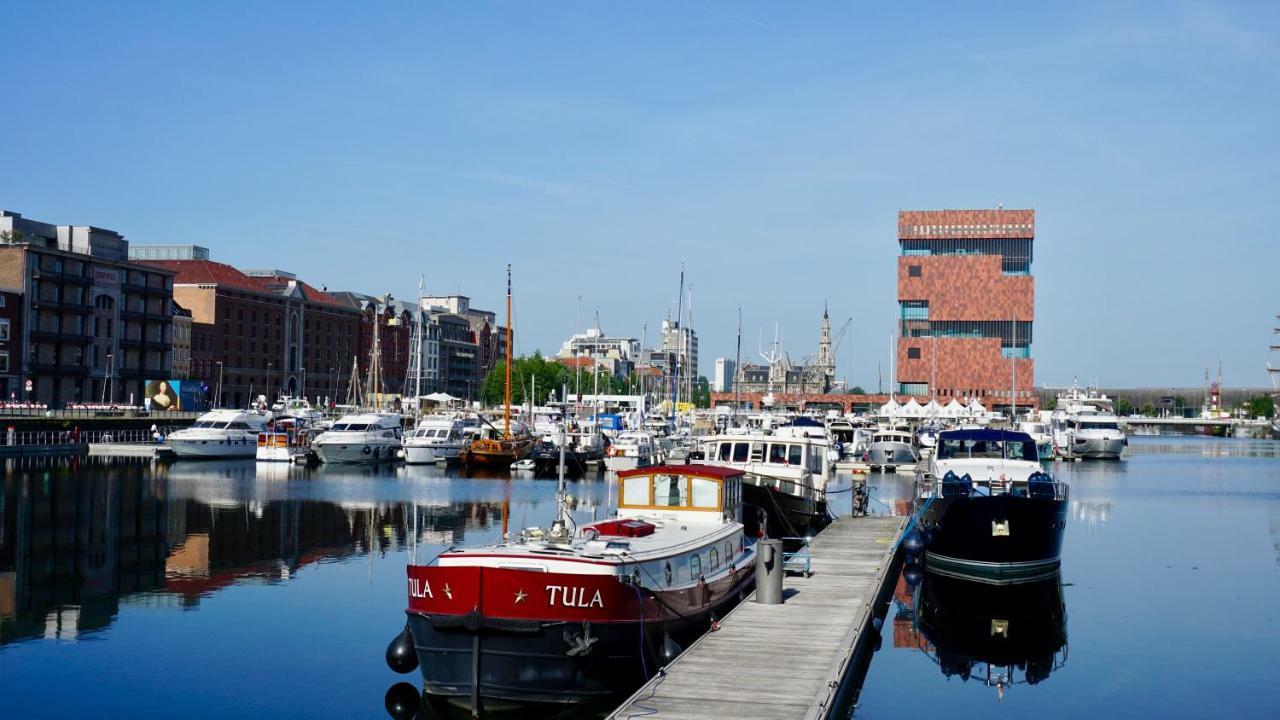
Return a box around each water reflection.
[892,568,1068,701]
[0,457,566,648]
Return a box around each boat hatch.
[591,519,656,537]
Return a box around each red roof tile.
[142,260,345,307]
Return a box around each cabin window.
[726,541,734,563]
[665,562,673,585]
[732,443,749,462]
[691,478,719,508]
[622,477,650,506]
[652,475,688,507]
[690,554,702,580]
[768,444,787,464]
[710,548,720,570]
[718,443,732,461]
[788,445,803,466]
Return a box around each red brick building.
[896,209,1036,411]
[143,260,360,409]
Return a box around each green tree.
[1114,397,1134,416]
[848,385,866,395]
[693,376,711,408]
[1244,394,1275,419]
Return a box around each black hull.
[407,591,745,711]
[531,449,596,478]
[916,569,1067,684]
[919,494,1067,583]
[741,482,829,539]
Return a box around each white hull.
[1070,435,1126,460]
[168,435,258,458]
[403,444,461,464]
[314,439,402,464]
[603,455,647,472]
[255,446,296,462]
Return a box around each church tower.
[817,302,835,392]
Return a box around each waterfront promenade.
[609,515,905,720]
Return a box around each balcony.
[32,268,92,286]
[29,362,89,375]
[30,328,91,344]
[31,298,93,314]
[121,282,171,297]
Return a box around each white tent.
[423,392,459,403]
[944,399,965,417]
[878,399,901,417]
[923,399,943,417]
[901,398,924,417]
[967,399,987,414]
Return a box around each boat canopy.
[936,429,1039,462]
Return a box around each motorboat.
[404,415,477,464]
[916,429,1069,583]
[402,464,756,712]
[603,431,656,472]
[914,569,1068,695]
[865,429,920,473]
[1016,418,1055,461]
[255,415,313,463]
[700,430,833,537]
[312,413,404,463]
[531,426,605,478]
[1049,385,1127,460]
[167,409,272,459]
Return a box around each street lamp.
[267,362,273,402]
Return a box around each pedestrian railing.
[1,427,183,446]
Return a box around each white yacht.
[865,428,920,473]
[1016,417,1056,461]
[403,415,476,464]
[1050,385,1127,460]
[312,412,404,463]
[603,431,656,471]
[700,430,833,536]
[168,409,272,459]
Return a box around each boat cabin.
[704,436,826,475]
[615,464,744,525]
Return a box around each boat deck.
[607,514,905,720]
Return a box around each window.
[0,318,8,341]
[689,554,702,581]
[0,351,7,373]
[900,300,929,321]
[732,442,749,462]
[690,478,718,508]
[718,442,731,461]
[768,444,787,464]
[652,475,687,507]
[622,477,650,506]
[709,548,720,570]
[789,445,803,466]
[908,265,922,277]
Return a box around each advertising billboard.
[144,379,181,411]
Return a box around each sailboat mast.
[504,264,512,438]
[671,263,685,419]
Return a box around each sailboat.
[462,265,534,467]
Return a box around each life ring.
[362,445,372,455]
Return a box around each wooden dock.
[608,515,905,720]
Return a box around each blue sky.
[2,2,1277,389]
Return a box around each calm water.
[1,438,1277,718]
[855,436,1280,719]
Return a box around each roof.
[938,428,1034,442]
[143,259,345,307]
[557,356,597,369]
[617,463,745,481]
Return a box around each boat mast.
[734,306,742,419]
[504,264,512,439]
[1011,314,1018,420]
[671,262,685,420]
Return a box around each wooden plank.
[608,515,905,720]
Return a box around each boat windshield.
[1077,420,1119,430]
[331,423,372,432]
[191,420,230,429]
[937,437,1038,462]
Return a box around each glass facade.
[899,237,1032,274]
[899,300,929,321]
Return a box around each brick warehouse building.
[142,258,360,409]
[896,209,1036,412]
